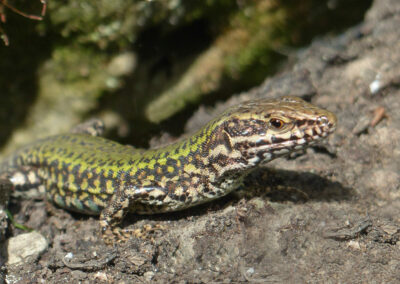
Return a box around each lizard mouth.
[286,115,336,149]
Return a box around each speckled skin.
[0,96,336,242]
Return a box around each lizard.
[0,96,337,243]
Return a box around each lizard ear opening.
[219,128,233,153]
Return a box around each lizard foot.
[101,224,165,245]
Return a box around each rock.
[6,231,48,265]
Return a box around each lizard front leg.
[99,187,131,244]
[99,184,166,244]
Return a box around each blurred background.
[0,0,372,154]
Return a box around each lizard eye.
[269,118,285,130]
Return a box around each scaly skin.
[0,96,336,242]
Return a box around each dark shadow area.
[244,168,353,202]
[284,0,374,43]
[0,10,52,148]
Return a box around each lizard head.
[214,96,337,167]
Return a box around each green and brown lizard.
[0,96,337,243]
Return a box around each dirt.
[2,0,400,282]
